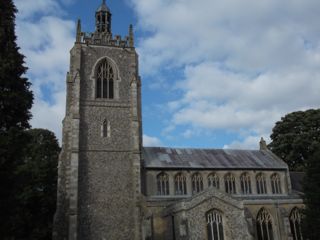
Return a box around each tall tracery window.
[256,173,267,194]
[208,173,220,189]
[270,173,281,194]
[101,119,111,138]
[174,173,187,195]
[192,173,203,194]
[224,173,236,194]
[256,208,274,240]
[240,173,252,194]
[289,208,303,240]
[96,58,114,99]
[157,172,169,196]
[206,209,224,240]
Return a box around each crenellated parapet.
[76,19,134,48]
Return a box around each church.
[53,1,304,240]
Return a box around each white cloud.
[143,134,162,146]
[224,135,270,150]
[132,0,320,148]
[15,0,62,19]
[15,0,75,143]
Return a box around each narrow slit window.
[101,120,111,138]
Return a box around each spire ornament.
[129,24,134,47]
[76,19,82,43]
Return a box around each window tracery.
[192,173,203,194]
[174,173,187,195]
[224,173,236,194]
[256,173,267,194]
[289,208,303,240]
[270,173,281,194]
[96,58,114,99]
[256,208,274,240]
[208,173,220,189]
[157,172,169,196]
[240,173,252,194]
[206,209,224,240]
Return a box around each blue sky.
[15,0,320,149]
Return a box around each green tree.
[14,129,60,240]
[302,145,320,240]
[0,0,33,237]
[268,109,320,171]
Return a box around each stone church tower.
[53,1,142,239]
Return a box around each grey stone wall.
[54,35,142,239]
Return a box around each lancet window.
[157,172,169,196]
[206,209,224,240]
[208,173,220,189]
[270,173,281,194]
[192,173,203,194]
[101,119,111,138]
[174,173,187,195]
[256,173,267,194]
[240,173,252,194]
[289,208,303,240]
[224,173,236,194]
[96,58,114,99]
[256,208,274,240]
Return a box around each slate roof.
[143,147,288,170]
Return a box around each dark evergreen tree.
[302,145,320,240]
[0,0,33,237]
[268,109,320,171]
[13,129,60,240]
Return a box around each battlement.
[78,32,134,48]
[76,19,134,48]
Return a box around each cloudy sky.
[14,0,320,149]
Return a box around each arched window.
[289,208,303,240]
[157,172,169,195]
[101,119,111,138]
[256,173,267,194]
[240,173,252,194]
[206,209,224,240]
[256,208,274,240]
[224,173,236,194]
[270,173,281,194]
[192,173,203,194]
[174,173,187,195]
[208,173,220,189]
[96,58,114,99]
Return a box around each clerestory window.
[270,173,281,194]
[96,58,114,99]
[240,173,252,195]
[206,209,224,240]
[174,173,187,195]
[208,173,220,189]
[192,173,203,194]
[256,173,267,194]
[157,172,169,196]
[256,208,274,240]
[224,173,236,194]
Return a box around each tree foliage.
[302,145,320,240]
[268,109,320,171]
[0,0,34,238]
[14,129,60,240]
[0,0,33,132]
